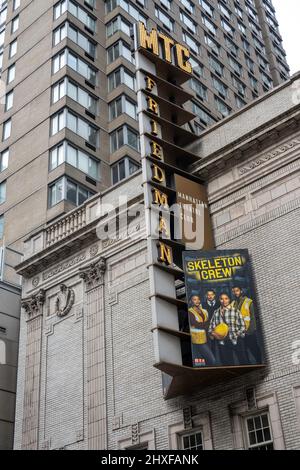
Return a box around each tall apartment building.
[0,0,291,449]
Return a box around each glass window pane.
[88,158,98,179]
[66,144,77,166]
[112,165,118,184]
[78,186,88,205]
[66,180,77,204]
[78,150,88,173]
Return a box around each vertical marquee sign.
[134,23,215,395]
[134,23,265,398]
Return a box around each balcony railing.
[46,207,87,247]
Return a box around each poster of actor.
[183,250,264,368]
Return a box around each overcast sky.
[272,0,300,74]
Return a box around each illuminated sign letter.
[145,76,156,92]
[150,120,159,136]
[138,23,159,56]
[158,217,170,238]
[152,189,169,207]
[157,242,173,265]
[147,96,159,115]
[158,33,174,63]
[150,141,163,160]
[152,164,165,184]
[174,44,192,74]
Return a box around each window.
[180,431,203,451]
[51,109,99,146]
[9,39,17,58]
[49,177,95,207]
[112,157,140,184]
[11,15,19,33]
[215,96,231,117]
[246,413,274,450]
[52,78,98,114]
[106,0,147,24]
[202,14,217,35]
[182,31,199,54]
[2,119,11,141]
[0,27,5,50]
[0,149,9,172]
[0,7,7,26]
[108,67,135,92]
[221,18,234,36]
[54,0,96,32]
[204,33,220,55]
[110,125,139,153]
[7,64,16,83]
[232,75,246,96]
[109,95,137,120]
[5,90,13,111]
[235,95,246,109]
[193,102,216,126]
[213,76,227,98]
[199,0,214,17]
[209,55,223,76]
[107,40,134,64]
[155,7,174,31]
[106,15,132,38]
[189,56,204,77]
[52,49,97,85]
[0,215,3,239]
[53,22,96,58]
[190,78,207,100]
[180,11,196,34]
[179,0,194,14]
[13,0,20,11]
[50,141,99,180]
[0,181,6,204]
[228,54,243,76]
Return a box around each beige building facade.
[0,0,293,451]
[13,73,300,450]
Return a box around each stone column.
[80,258,107,449]
[20,289,46,450]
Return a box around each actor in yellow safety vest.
[188,295,216,367]
[231,286,262,364]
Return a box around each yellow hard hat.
[214,323,229,339]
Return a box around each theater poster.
[182,250,264,368]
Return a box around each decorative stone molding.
[45,323,55,337]
[118,430,156,450]
[89,244,99,257]
[21,289,46,320]
[183,407,193,430]
[79,257,106,291]
[43,252,86,281]
[55,284,75,318]
[32,277,40,288]
[112,416,122,431]
[132,423,140,445]
[238,138,300,175]
[75,305,83,321]
[76,429,84,442]
[40,440,51,451]
[108,291,118,306]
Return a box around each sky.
[272,0,300,74]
